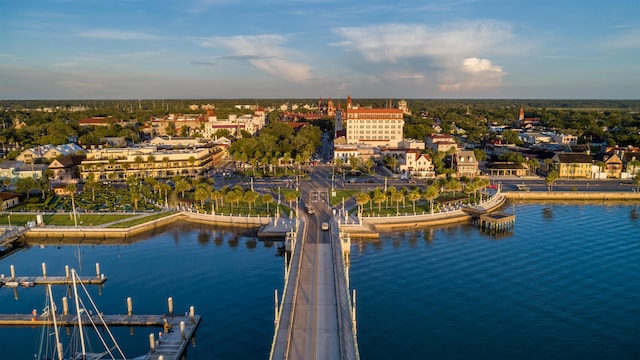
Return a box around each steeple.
[519,106,525,121]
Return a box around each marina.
[0,204,638,359]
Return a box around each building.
[398,139,426,150]
[78,147,220,182]
[452,150,478,178]
[0,192,20,210]
[343,96,405,148]
[424,134,458,153]
[333,144,376,164]
[16,143,86,164]
[48,155,86,182]
[551,153,594,179]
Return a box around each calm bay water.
[0,203,639,359]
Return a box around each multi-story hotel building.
[79,146,222,181]
[341,96,405,148]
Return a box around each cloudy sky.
[1,0,639,99]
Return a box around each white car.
[321,222,329,231]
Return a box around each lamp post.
[8,213,11,228]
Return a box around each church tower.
[518,106,525,121]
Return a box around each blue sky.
[1,0,639,100]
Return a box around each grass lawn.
[0,213,136,227]
[107,212,177,228]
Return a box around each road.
[285,175,341,359]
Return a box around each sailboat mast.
[47,284,64,360]
[72,269,87,358]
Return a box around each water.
[0,204,639,359]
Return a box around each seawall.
[22,212,272,240]
[504,191,640,201]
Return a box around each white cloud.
[333,20,514,93]
[462,57,503,73]
[198,34,314,83]
[76,30,162,41]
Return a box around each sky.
[1,0,639,100]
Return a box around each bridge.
[269,188,359,360]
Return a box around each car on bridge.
[321,222,329,231]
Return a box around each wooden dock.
[0,275,106,288]
[0,312,201,360]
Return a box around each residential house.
[424,134,458,153]
[48,155,86,182]
[16,143,86,164]
[551,153,594,179]
[399,150,435,179]
[453,150,478,178]
[16,163,48,180]
[596,153,623,179]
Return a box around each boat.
[34,270,129,360]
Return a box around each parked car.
[322,222,329,231]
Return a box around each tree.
[15,177,36,199]
[545,170,559,191]
[243,190,259,213]
[372,189,386,213]
[85,173,99,201]
[355,191,370,214]
[66,183,78,226]
[423,185,439,213]
[392,190,404,215]
[187,156,197,175]
[262,193,274,214]
[409,190,421,214]
[174,178,192,198]
[348,155,359,172]
[194,184,210,208]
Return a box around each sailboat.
[34,269,129,360]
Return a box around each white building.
[343,96,405,148]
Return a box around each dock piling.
[189,306,195,324]
[95,263,100,278]
[10,265,15,280]
[168,297,173,315]
[42,262,47,278]
[65,265,69,279]
[127,297,133,316]
[180,320,186,341]
[149,333,156,353]
[62,296,69,315]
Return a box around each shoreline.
[13,191,640,241]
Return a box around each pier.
[0,294,201,360]
[473,212,516,233]
[0,263,107,288]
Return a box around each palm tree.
[409,190,421,214]
[545,170,559,191]
[225,191,240,213]
[85,173,99,201]
[162,156,170,177]
[262,193,274,215]
[355,191,370,215]
[243,190,259,213]
[392,190,404,215]
[424,185,439,213]
[66,183,78,226]
[187,156,197,175]
[348,155,359,173]
[174,178,192,198]
[134,156,144,177]
[283,190,298,210]
[194,184,210,208]
[372,189,386,214]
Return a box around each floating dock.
[0,301,201,360]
